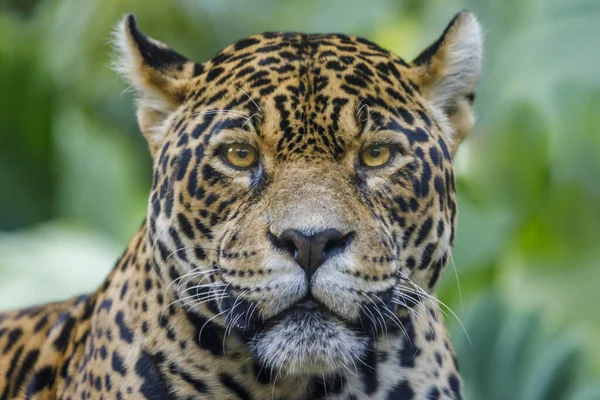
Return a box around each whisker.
[222,289,251,354]
[227,312,245,336]
[244,301,261,335]
[355,353,375,371]
[173,268,219,292]
[179,273,220,295]
[394,288,438,321]
[176,288,227,305]
[369,293,410,342]
[177,290,227,308]
[161,278,223,319]
[448,252,465,315]
[192,109,249,119]
[186,292,229,315]
[392,293,437,340]
[241,112,262,128]
[165,246,221,263]
[358,303,377,337]
[198,308,229,343]
[236,85,264,119]
[179,296,225,312]
[391,296,423,327]
[395,275,471,344]
[364,296,388,336]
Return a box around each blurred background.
[1,0,599,398]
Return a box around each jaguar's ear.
[411,11,482,156]
[113,14,202,157]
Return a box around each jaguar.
[0,10,482,399]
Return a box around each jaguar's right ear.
[113,14,204,157]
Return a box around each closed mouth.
[230,296,340,339]
[267,298,329,324]
[227,288,400,340]
[256,297,332,329]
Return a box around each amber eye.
[221,143,259,169]
[360,144,394,168]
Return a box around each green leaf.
[521,338,582,400]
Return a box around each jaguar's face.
[116,13,481,376]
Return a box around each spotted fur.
[0,10,482,399]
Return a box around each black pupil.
[237,148,248,159]
[370,147,382,158]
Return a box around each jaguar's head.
[114,11,482,376]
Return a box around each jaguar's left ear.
[411,11,483,156]
[113,14,202,157]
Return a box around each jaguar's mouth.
[222,285,402,341]
[266,297,328,321]
[245,303,370,375]
[220,291,403,375]
[225,294,337,338]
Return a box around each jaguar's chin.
[248,309,369,376]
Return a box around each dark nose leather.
[273,228,353,278]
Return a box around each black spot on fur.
[219,373,253,400]
[312,375,346,398]
[388,380,414,399]
[111,351,127,376]
[415,217,433,246]
[234,37,261,50]
[25,366,55,396]
[185,311,223,356]
[52,314,76,352]
[115,311,134,343]
[448,374,462,399]
[3,328,22,353]
[427,386,441,399]
[359,348,378,395]
[33,315,49,333]
[179,369,210,394]
[11,349,40,397]
[205,67,225,82]
[98,299,113,314]
[136,351,175,400]
[398,316,420,368]
[419,243,436,270]
[5,345,24,384]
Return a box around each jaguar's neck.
[69,223,459,400]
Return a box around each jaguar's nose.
[269,228,355,278]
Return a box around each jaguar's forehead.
[181,32,433,160]
[210,32,409,68]
[198,32,418,101]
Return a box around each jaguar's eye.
[360,144,394,168]
[221,143,259,169]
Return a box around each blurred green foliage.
[456,294,600,400]
[1,0,599,397]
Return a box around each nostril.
[322,231,355,260]
[267,230,298,255]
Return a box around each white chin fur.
[249,311,369,376]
